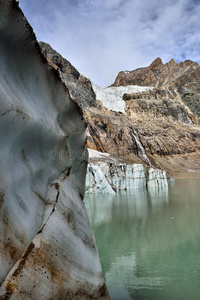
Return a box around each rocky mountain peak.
[149,57,163,68]
[168,58,175,64]
[112,57,199,89]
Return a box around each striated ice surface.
[148,168,168,189]
[86,162,168,194]
[86,164,115,194]
[0,1,109,299]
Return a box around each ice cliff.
[86,150,168,194]
[0,1,109,299]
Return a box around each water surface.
[84,179,200,300]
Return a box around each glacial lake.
[84,178,200,300]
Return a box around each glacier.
[0,1,109,299]
[92,84,153,113]
[86,151,168,194]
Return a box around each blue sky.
[19,0,200,87]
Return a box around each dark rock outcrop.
[39,42,100,110]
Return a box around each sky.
[19,0,200,87]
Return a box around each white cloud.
[19,0,200,87]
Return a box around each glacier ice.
[0,1,109,299]
[86,162,168,194]
[92,84,153,113]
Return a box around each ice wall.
[86,162,168,194]
[0,1,109,299]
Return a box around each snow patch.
[88,149,110,159]
[79,71,91,80]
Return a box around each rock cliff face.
[112,57,199,89]
[39,42,99,111]
[0,1,109,299]
[112,57,200,125]
[41,43,200,178]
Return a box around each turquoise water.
[84,179,200,300]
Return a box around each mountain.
[112,57,199,89]
[112,57,200,124]
[40,44,200,178]
[1,1,198,294]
